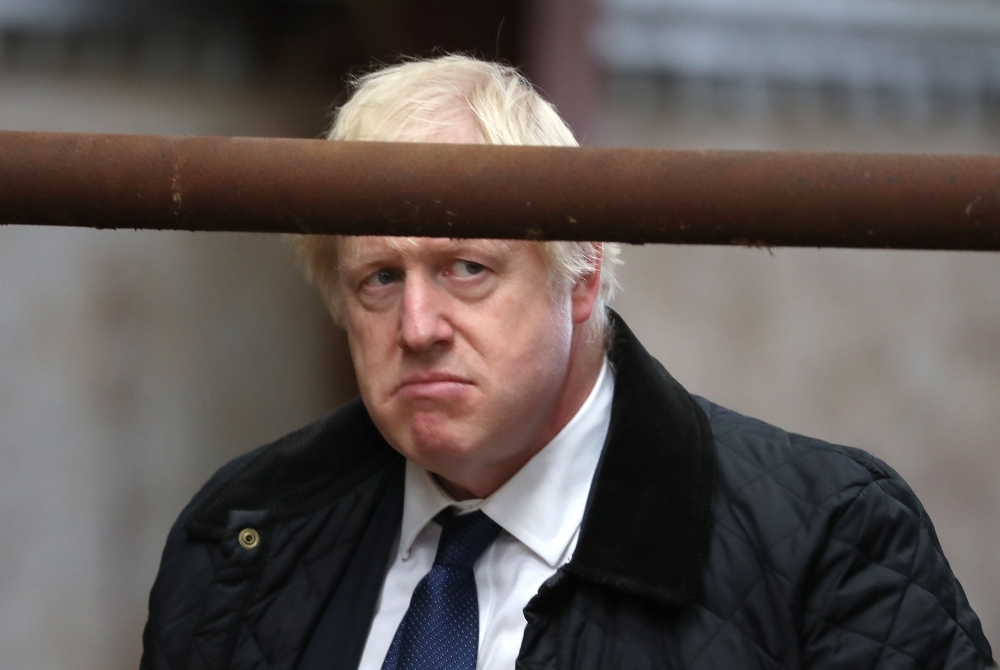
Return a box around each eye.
[450,260,485,278]
[364,268,402,287]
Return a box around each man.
[142,56,994,670]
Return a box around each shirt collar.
[399,358,615,567]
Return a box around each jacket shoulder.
[185,397,398,538]
[693,396,994,668]
[141,398,400,670]
[696,396,899,512]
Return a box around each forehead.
[338,236,523,268]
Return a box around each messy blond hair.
[295,55,621,341]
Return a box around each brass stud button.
[238,527,260,550]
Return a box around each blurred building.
[0,0,997,667]
[592,0,1000,151]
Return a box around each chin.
[404,412,477,465]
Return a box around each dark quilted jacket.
[142,313,994,670]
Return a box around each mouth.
[395,373,474,401]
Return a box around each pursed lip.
[394,372,474,399]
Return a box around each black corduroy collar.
[185,312,715,607]
[564,311,715,606]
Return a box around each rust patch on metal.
[524,228,546,240]
[0,131,998,250]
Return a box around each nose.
[398,271,453,352]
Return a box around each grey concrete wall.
[0,73,354,670]
[598,81,1000,647]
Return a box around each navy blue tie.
[381,508,502,670]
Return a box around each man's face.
[337,236,584,497]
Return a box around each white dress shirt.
[356,358,615,670]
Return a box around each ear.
[571,243,603,326]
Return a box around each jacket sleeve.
[798,458,995,670]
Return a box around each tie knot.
[432,508,501,568]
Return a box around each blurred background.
[0,0,997,666]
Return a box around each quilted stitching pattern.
[700,399,990,669]
[513,399,991,670]
[142,397,993,670]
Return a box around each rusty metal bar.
[1,130,999,250]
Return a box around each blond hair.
[295,55,621,342]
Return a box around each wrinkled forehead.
[337,236,518,269]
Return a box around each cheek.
[528,313,573,381]
[344,312,394,396]
[492,291,574,382]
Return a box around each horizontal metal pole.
[1,130,999,250]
